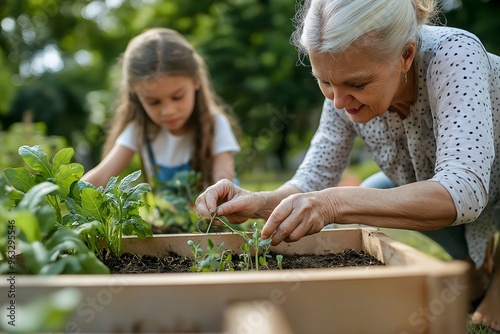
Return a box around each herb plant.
[3,145,153,261]
[147,170,238,234]
[187,239,234,272]
[146,170,201,233]
[196,212,279,271]
[0,181,109,275]
[235,222,273,271]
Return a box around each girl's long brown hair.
[103,28,236,189]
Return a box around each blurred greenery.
[0,0,499,178]
[0,122,67,169]
[0,288,82,333]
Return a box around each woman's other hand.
[261,190,334,245]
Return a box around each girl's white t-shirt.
[116,113,240,180]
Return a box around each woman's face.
[310,45,411,123]
[132,75,199,135]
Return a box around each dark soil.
[103,249,384,274]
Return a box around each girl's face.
[309,44,413,123]
[132,75,200,135]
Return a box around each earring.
[403,72,408,84]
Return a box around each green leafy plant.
[0,181,109,275]
[147,170,239,234]
[3,145,84,222]
[71,170,153,257]
[20,226,110,275]
[146,170,201,233]
[187,239,234,272]
[3,145,153,260]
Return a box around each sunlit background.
[0,0,499,184]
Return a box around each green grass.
[238,170,294,192]
[380,228,452,261]
[467,318,499,334]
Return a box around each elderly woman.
[196,0,500,329]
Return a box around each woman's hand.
[195,179,266,224]
[261,190,335,245]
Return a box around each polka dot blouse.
[287,25,500,267]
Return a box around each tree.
[442,0,500,55]
[0,0,498,173]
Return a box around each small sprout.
[258,255,267,267]
[187,238,234,272]
[276,255,283,270]
[194,212,284,272]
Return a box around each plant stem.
[254,243,259,271]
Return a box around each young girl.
[82,28,240,191]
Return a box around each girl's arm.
[81,145,135,187]
[211,151,235,182]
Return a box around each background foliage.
[0,0,499,176]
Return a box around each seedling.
[146,171,234,234]
[276,254,284,270]
[198,212,279,271]
[187,239,234,272]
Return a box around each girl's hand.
[195,179,266,224]
[261,190,335,245]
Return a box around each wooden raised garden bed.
[1,228,470,334]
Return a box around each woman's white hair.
[292,0,437,61]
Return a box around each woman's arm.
[427,33,493,225]
[81,145,135,187]
[261,180,457,244]
[323,180,456,229]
